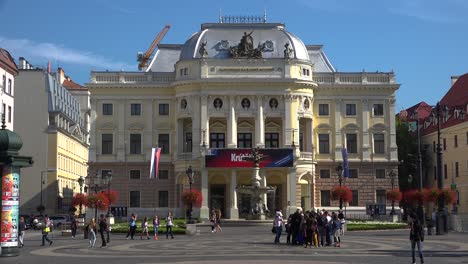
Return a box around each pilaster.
[229,170,239,219]
[389,97,398,161]
[256,96,265,147]
[334,99,342,161]
[362,99,370,161]
[227,96,237,148]
[200,168,209,219]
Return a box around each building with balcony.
[15,59,90,215]
[0,48,17,130]
[88,19,399,219]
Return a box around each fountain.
[236,147,276,220]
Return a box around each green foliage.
[110,219,187,234]
[396,118,418,191]
[347,222,407,231]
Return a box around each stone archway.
[298,172,312,212]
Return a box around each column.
[200,95,209,148]
[389,98,398,161]
[284,96,292,146]
[89,99,97,161]
[145,100,153,161]
[229,170,239,219]
[227,96,237,148]
[286,168,297,212]
[192,96,201,158]
[334,99,342,161]
[200,168,209,219]
[256,96,265,147]
[117,99,126,161]
[361,99,370,161]
[177,119,184,157]
[260,169,268,212]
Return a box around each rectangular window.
[444,164,447,179]
[350,190,358,206]
[158,191,169,207]
[376,169,386,179]
[101,169,112,179]
[159,103,169,115]
[455,162,459,177]
[2,104,5,116]
[129,191,140,207]
[158,134,170,154]
[299,132,304,151]
[349,169,358,178]
[320,190,331,206]
[433,166,436,181]
[265,133,279,148]
[159,170,169,180]
[346,104,356,116]
[320,169,330,178]
[2,75,5,92]
[318,134,330,154]
[433,141,436,153]
[101,134,113,154]
[7,79,11,94]
[130,103,141,116]
[374,134,385,154]
[346,134,357,153]
[102,103,113,115]
[443,138,447,150]
[373,104,384,116]
[210,133,225,148]
[185,133,192,152]
[130,170,141,180]
[454,135,458,148]
[318,104,329,116]
[7,106,11,123]
[376,190,386,205]
[237,133,252,148]
[130,134,141,154]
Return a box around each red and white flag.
[149,147,161,179]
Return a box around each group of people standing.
[273,208,344,248]
[209,209,223,233]
[86,214,110,248]
[125,211,175,241]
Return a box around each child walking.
[140,216,150,240]
[153,214,160,240]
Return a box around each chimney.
[451,76,459,86]
[58,67,65,84]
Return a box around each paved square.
[3,226,468,263]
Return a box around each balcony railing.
[313,72,395,84]
[90,72,176,84]
[299,152,313,160]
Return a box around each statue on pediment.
[229,31,263,59]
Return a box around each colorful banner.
[205,148,293,168]
[1,167,19,247]
[149,147,161,179]
[341,148,349,178]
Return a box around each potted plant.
[439,188,457,205]
[331,186,353,203]
[386,189,402,202]
[181,189,203,208]
[422,188,440,204]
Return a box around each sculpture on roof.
[284,43,293,59]
[198,40,208,58]
[229,31,264,59]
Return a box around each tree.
[396,117,418,192]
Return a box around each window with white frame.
[346,134,357,153]
[318,134,330,154]
[346,104,356,116]
[374,134,385,154]
[318,104,329,116]
[373,104,384,116]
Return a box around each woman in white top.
[140,216,150,240]
[166,212,174,239]
[273,209,284,244]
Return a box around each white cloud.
[0,36,132,70]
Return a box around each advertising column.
[1,167,20,254]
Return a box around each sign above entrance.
[205,148,293,168]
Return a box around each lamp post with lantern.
[336,164,343,210]
[186,165,195,224]
[389,170,396,215]
[77,176,84,216]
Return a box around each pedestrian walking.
[286,213,293,244]
[210,209,216,233]
[126,213,137,240]
[71,217,78,238]
[88,218,97,248]
[98,214,107,248]
[153,214,160,240]
[18,216,26,248]
[141,216,150,240]
[166,212,174,239]
[409,212,424,264]
[332,214,342,247]
[41,215,53,246]
[215,209,223,233]
[338,209,345,236]
[273,209,283,244]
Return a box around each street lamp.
[103,172,113,217]
[40,168,57,215]
[186,165,195,224]
[78,176,85,216]
[389,170,396,215]
[336,164,343,210]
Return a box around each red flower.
[87,192,109,211]
[71,193,88,207]
[404,189,424,204]
[439,188,457,205]
[386,189,402,202]
[331,186,352,203]
[182,189,203,208]
[422,188,440,203]
[101,190,119,204]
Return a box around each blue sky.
[1,0,467,111]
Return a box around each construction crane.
[137,24,171,71]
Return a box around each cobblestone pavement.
[3,226,468,264]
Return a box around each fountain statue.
[236,147,276,220]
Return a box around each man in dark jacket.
[409,212,424,264]
[98,214,108,248]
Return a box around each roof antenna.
[263,9,267,23]
[219,8,222,23]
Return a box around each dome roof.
[179,23,310,61]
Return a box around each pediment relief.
[237,120,254,130]
[210,120,226,130]
[342,123,360,131]
[265,120,281,130]
[99,122,116,130]
[372,123,387,130]
[128,122,145,130]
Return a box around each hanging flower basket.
[182,189,203,208]
[101,190,119,204]
[404,189,424,204]
[422,188,440,203]
[386,189,402,202]
[331,186,352,203]
[87,192,109,211]
[439,188,457,204]
[71,193,89,207]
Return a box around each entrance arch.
[298,172,312,212]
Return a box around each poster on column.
[205,148,293,168]
[1,167,19,202]
[1,167,20,247]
